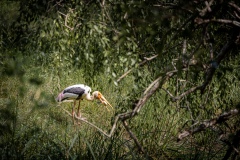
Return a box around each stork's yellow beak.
[97,92,113,111]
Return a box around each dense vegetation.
[1,0,240,159]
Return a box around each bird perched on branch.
[56,84,113,124]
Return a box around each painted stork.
[56,84,113,124]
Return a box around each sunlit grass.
[1,65,126,159]
[0,62,237,159]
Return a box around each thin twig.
[117,54,158,83]
[172,85,202,102]
[199,0,214,16]
[161,88,174,99]
[234,11,240,20]
[228,2,240,13]
[195,17,240,27]
[58,11,74,30]
[116,69,133,83]
[62,108,117,137]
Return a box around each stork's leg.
[72,100,76,125]
[77,100,81,118]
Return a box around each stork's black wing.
[63,87,85,99]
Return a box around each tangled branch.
[177,108,239,141]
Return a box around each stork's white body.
[56,84,92,102]
[56,84,113,124]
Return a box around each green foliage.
[1,0,240,159]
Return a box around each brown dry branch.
[62,107,118,138]
[161,88,175,99]
[116,69,133,83]
[200,41,234,93]
[199,0,214,17]
[58,11,74,31]
[229,2,240,13]
[195,17,240,27]
[122,121,145,153]
[116,54,158,83]
[177,108,239,141]
[132,70,177,117]
[234,11,240,20]
[172,85,202,102]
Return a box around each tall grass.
[0,60,237,159]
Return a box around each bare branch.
[177,108,239,141]
[62,107,118,138]
[199,0,214,16]
[161,88,175,99]
[234,11,240,20]
[205,1,212,12]
[116,54,158,82]
[131,70,177,117]
[116,69,133,83]
[58,11,74,31]
[195,17,240,27]
[200,41,234,93]
[172,85,202,102]
[122,121,145,153]
[143,76,162,95]
[164,84,199,102]
[228,2,240,13]
[143,54,158,61]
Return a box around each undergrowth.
[0,59,238,160]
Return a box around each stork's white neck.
[85,93,94,101]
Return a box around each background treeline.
[0,0,240,159]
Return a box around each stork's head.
[92,91,113,111]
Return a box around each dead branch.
[122,121,145,153]
[177,108,239,141]
[200,41,234,93]
[229,2,240,13]
[172,85,202,102]
[58,11,74,31]
[199,0,214,17]
[143,76,162,95]
[116,69,133,83]
[116,54,158,83]
[234,11,240,20]
[161,88,175,99]
[132,70,177,118]
[62,107,119,137]
[195,17,240,27]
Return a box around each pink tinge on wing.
[56,92,64,102]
